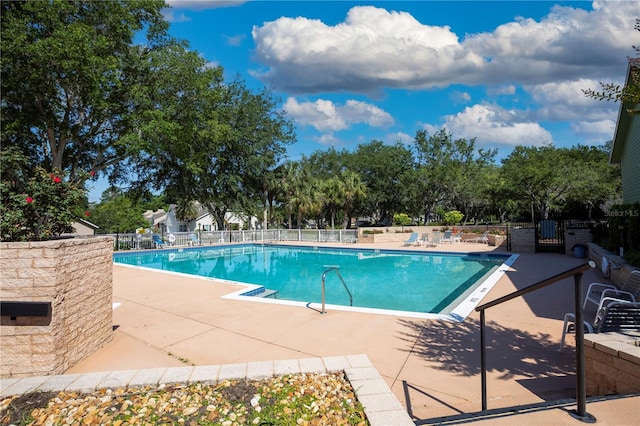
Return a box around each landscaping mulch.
[0,371,368,425]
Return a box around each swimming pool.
[114,244,517,320]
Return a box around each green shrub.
[442,210,464,226]
[1,148,88,241]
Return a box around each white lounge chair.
[403,232,419,246]
[464,230,489,244]
[560,300,640,350]
[583,270,640,310]
[441,230,453,243]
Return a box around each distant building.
[71,219,99,235]
[146,203,258,234]
[610,63,640,204]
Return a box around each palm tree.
[322,177,345,229]
[262,169,282,229]
[341,171,366,228]
[174,200,199,230]
[278,161,300,229]
[290,175,317,229]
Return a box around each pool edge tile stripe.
[0,354,414,426]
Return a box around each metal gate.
[535,218,565,253]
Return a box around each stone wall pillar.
[1,236,113,378]
[509,228,535,252]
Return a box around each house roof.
[77,218,99,229]
[610,62,637,164]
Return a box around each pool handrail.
[475,261,596,422]
[321,265,353,314]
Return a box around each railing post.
[480,309,487,411]
[570,271,596,423]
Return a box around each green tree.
[499,145,620,220]
[89,194,149,233]
[500,146,572,220]
[411,129,496,225]
[393,213,412,229]
[322,177,345,229]
[346,141,413,224]
[442,210,464,226]
[340,170,367,228]
[1,0,169,185]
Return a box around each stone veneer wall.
[586,243,639,293]
[584,333,640,396]
[564,228,592,255]
[509,228,535,252]
[0,236,113,378]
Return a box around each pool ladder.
[321,265,353,314]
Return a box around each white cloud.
[161,10,191,23]
[223,34,245,47]
[385,131,413,145]
[427,104,554,148]
[283,97,394,132]
[450,91,471,103]
[571,119,616,144]
[163,0,245,21]
[526,79,620,121]
[487,85,516,96]
[316,133,341,147]
[251,2,636,93]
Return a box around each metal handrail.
[321,265,353,314]
[474,261,596,423]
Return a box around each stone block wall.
[1,237,114,378]
[509,228,535,252]
[565,228,592,255]
[587,243,639,294]
[584,333,640,396]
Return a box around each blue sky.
[89,0,638,200]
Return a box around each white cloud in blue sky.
[87,1,636,200]
[87,0,634,201]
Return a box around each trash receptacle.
[573,244,586,258]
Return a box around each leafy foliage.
[88,194,149,234]
[0,147,87,241]
[442,210,464,226]
[393,213,412,227]
[1,0,169,184]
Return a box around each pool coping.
[114,244,518,321]
[0,354,414,425]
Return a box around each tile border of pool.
[113,245,518,321]
[0,354,414,426]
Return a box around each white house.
[147,203,258,234]
[70,219,99,235]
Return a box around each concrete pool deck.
[61,240,638,424]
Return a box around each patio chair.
[431,231,443,245]
[441,230,453,243]
[560,300,640,350]
[152,234,165,249]
[452,232,463,243]
[464,230,489,244]
[403,232,419,246]
[188,233,199,246]
[583,269,640,310]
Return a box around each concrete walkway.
[61,241,638,424]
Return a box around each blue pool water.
[114,244,515,318]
